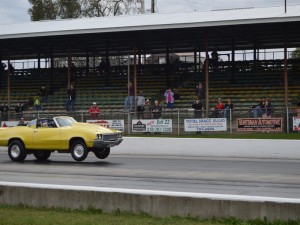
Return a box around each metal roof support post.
[134,48,137,112]
[166,42,170,88]
[284,39,288,108]
[0,53,2,88]
[86,51,89,77]
[194,46,198,73]
[205,38,209,115]
[231,37,236,82]
[7,58,11,115]
[105,47,110,86]
[50,52,54,92]
[67,49,71,87]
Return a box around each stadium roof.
[1,5,300,60]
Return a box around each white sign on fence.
[184,118,227,132]
[87,120,125,131]
[292,117,300,131]
[132,119,172,133]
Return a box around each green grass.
[0,205,299,225]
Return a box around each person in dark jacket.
[192,97,203,118]
[66,84,76,112]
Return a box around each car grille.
[103,134,118,141]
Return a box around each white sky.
[1,0,300,25]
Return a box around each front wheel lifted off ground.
[94,147,110,159]
[70,140,88,161]
[33,151,51,161]
[8,140,27,162]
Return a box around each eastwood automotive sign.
[184,118,227,131]
[87,120,124,131]
[237,118,282,131]
[132,119,172,132]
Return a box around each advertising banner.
[184,118,227,132]
[132,119,172,133]
[292,117,300,131]
[237,118,282,131]
[87,119,124,131]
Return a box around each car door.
[31,119,61,149]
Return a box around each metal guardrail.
[1,107,299,135]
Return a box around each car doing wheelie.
[0,116,123,162]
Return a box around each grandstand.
[1,58,299,117]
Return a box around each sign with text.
[184,118,227,132]
[132,119,172,132]
[87,119,124,131]
[237,118,282,131]
[292,117,300,131]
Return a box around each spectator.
[17,117,27,126]
[88,102,101,119]
[192,96,203,118]
[195,82,205,106]
[66,84,76,112]
[15,102,24,120]
[142,99,152,119]
[262,98,273,118]
[152,100,162,119]
[211,98,225,118]
[164,87,174,109]
[33,92,42,111]
[173,88,180,100]
[136,90,145,119]
[211,49,219,70]
[8,63,15,75]
[40,86,48,104]
[224,98,234,118]
[0,103,9,121]
[98,59,106,76]
[124,82,135,112]
[252,97,265,118]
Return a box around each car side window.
[48,119,57,128]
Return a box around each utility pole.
[151,0,155,13]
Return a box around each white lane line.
[1,181,300,204]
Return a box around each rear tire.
[70,140,88,161]
[8,140,27,162]
[94,148,110,159]
[33,151,51,161]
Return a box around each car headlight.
[96,134,103,140]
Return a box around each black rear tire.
[33,151,51,161]
[8,140,27,162]
[94,148,110,159]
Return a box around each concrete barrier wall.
[1,182,299,220]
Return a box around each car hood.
[72,122,117,133]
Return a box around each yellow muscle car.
[0,116,123,162]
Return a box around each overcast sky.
[0,0,300,25]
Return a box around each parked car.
[0,116,123,162]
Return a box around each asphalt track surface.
[0,138,300,199]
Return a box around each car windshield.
[27,119,37,127]
[55,117,77,127]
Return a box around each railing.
[1,107,299,134]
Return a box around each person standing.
[40,86,48,104]
[88,102,101,119]
[0,103,9,121]
[124,82,135,112]
[164,88,174,109]
[142,99,152,119]
[152,100,162,119]
[15,102,23,120]
[66,84,76,112]
[136,90,145,119]
[195,82,205,106]
[224,98,233,118]
[33,92,42,111]
[192,97,203,118]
